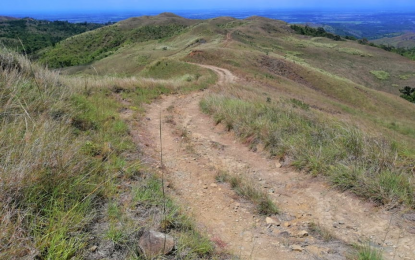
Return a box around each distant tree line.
[0,18,103,55]
[290,25,342,41]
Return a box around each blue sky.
[3,0,415,13]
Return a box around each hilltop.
[48,13,415,94]
[0,15,17,21]
[2,13,415,260]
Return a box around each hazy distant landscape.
[4,9,415,39]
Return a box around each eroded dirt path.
[141,65,415,260]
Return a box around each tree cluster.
[290,25,342,41]
[0,18,103,54]
[399,86,415,103]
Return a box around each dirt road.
[142,65,415,260]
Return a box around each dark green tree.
[399,86,415,103]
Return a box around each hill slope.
[0,15,17,22]
[372,32,415,48]
[38,13,199,67]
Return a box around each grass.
[215,171,279,215]
[308,222,335,242]
[0,49,108,259]
[350,244,384,260]
[0,48,217,259]
[201,94,414,207]
[39,23,188,67]
[370,70,390,80]
[133,175,215,258]
[337,47,373,57]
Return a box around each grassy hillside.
[0,48,219,259]
[0,18,103,54]
[38,13,198,68]
[57,14,415,157]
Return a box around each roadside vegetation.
[0,48,217,259]
[215,171,278,215]
[201,92,415,207]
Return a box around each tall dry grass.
[1,49,219,259]
[201,92,414,207]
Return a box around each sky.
[3,0,415,13]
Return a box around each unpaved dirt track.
[141,65,415,260]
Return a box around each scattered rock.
[297,230,309,238]
[403,213,415,222]
[408,227,415,234]
[291,245,303,252]
[266,217,280,226]
[284,222,291,227]
[279,231,290,238]
[210,183,218,187]
[138,230,175,259]
[307,245,327,256]
[89,245,98,252]
[203,185,208,189]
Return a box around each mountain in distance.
[372,32,415,48]
[0,15,17,22]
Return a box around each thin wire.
[160,107,167,254]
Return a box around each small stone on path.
[297,230,309,238]
[291,245,303,252]
[89,245,98,252]
[266,217,280,226]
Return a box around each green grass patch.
[350,244,384,260]
[370,70,390,80]
[399,74,415,80]
[215,171,278,215]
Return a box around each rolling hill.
[0,15,17,22]
[372,32,415,48]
